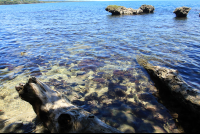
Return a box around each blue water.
[0,1,200,89]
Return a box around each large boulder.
[173,6,191,17]
[139,4,155,13]
[137,57,200,118]
[105,5,154,15]
[105,5,143,15]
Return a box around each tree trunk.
[15,77,121,133]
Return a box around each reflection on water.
[0,1,200,133]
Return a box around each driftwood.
[137,57,200,117]
[15,77,121,133]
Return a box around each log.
[137,56,200,117]
[15,77,121,133]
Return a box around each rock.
[137,56,200,117]
[173,6,191,17]
[0,121,23,133]
[105,5,143,15]
[20,52,26,56]
[139,4,155,13]
[118,124,135,133]
[105,5,155,15]
[76,71,86,76]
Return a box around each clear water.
[0,1,200,132]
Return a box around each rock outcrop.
[105,5,154,15]
[173,6,191,17]
[137,56,200,118]
[139,4,155,13]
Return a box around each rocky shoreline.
[137,56,200,133]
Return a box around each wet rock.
[0,63,14,71]
[20,52,26,56]
[78,59,104,69]
[90,108,100,115]
[139,4,155,13]
[72,100,85,106]
[87,100,99,107]
[118,124,135,133]
[59,60,72,67]
[108,82,127,92]
[173,6,191,17]
[69,66,80,72]
[105,5,143,15]
[98,95,112,105]
[114,88,127,97]
[105,5,155,15]
[65,91,80,102]
[80,65,97,72]
[108,87,127,99]
[101,110,112,117]
[93,78,105,83]
[76,71,86,76]
[85,92,98,101]
[0,121,23,133]
[137,93,156,102]
[113,70,133,81]
[28,56,47,66]
[113,70,124,76]
[137,57,200,127]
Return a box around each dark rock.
[137,93,156,102]
[85,92,98,101]
[0,121,24,133]
[93,78,105,83]
[114,88,127,97]
[78,59,105,72]
[80,65,97,72]
[173,6,191,17]
[139,4,155,13]
[137,56,200,118]
[76,71,86,76]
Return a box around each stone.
[0,121,23,133]
[76,71,86,76]
[139,4,155,13]
[105,5,143,15]
[137,56,200,118]
[173,6,191,17]
[105,5,154,15]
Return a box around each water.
[0,1,200,132]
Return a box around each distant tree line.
[0,0,42,5]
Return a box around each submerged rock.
[173,6,191,17]
[106,5,155,15]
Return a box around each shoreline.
[0,1,81,5]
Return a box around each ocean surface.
[0,1,200,132]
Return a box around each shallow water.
[0,1,200,132]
